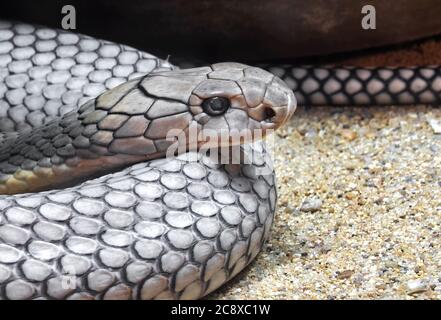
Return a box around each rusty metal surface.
[1,0,441,62]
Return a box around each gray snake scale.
[0,21,295,300]
[0,21,439,300]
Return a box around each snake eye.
[201,96,230,116]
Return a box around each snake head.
[140,62,296,148]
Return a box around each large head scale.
[139,62,296,148]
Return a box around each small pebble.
[304,128,317,139]
[427,118,441,134]
[345,191,359,200]
[406,279,430,294]
[337,270,354,280]
[285,204,300,215]
[364,130,377,139]
[340,129,358,141]
[300,197,323,212]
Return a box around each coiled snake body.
[0,21,439,300]
[0,21,296,300]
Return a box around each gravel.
[209,105,441,300]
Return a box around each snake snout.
[285,87,297,123]
[259,77,297,130]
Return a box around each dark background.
[2,0,441,64]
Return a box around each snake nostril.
[264,107,276,122]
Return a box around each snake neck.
[0,104,170,195]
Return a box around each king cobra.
[0,21,439,300]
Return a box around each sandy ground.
[209,104,441,300]
[207,36,441,300]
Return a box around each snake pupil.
[202,96,230,115]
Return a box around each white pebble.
[427,118,441,134]
[407,279,430,294]
[300,197,323,212]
